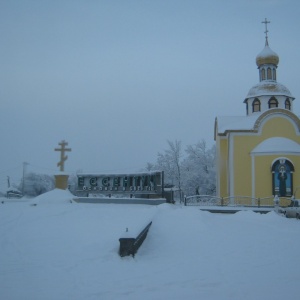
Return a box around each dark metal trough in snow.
[119,221,152,257]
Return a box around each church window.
[285,98,291,110]
[252,98,261,112]
[271,159,294,197]
[267,67,272,79]
[261,68,266,80]
[268,97,278,108]
[273,68,276,80]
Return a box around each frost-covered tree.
[144,162,156,172]
[67,171,83,195]
[155,140,184,202]
[147,139,216,199]
[182,140,216,196]
[19,172,55,197]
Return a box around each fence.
[184,195,222,206]
[184,195,293,207]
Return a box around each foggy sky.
[1,0,300,185]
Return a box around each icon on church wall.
[277,165,288,196]
[272,160,293,197]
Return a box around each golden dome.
[256,45,279,66]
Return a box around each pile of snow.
[29,188,75,205]
[1,193,300,300]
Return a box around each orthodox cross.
[262,18,270,45]
[55,140,71,172]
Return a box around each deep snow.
[1,189,300,300]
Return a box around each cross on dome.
[262,18,270,46]
[256,18,279,69]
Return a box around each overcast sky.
[1,0,300,184]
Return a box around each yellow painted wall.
[216,136,228,197]
[254,155,276,198]
[217,113,300,199]
[260,116,299,139]
[232,135,253,197]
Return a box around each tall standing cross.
[262,18,270,45]
[55,140,71,172]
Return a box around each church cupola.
[256,18,279,82]
[256,45,279,69]
[244,18,295,116]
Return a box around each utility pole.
[22,162,28,195]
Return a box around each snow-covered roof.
[216,115,258,134]
[216,111,300,136]
[251,137,300,155]
[246,81,293,99]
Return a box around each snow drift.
[1,190,300,300]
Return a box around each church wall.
[216,113,300,200]
[216,136,229,198]
[254,155,300,199]
[229,117,300,200]
[232,135,254,197]
[254,155,277,199]
[260,116,300,140]
[292,159,300,197]
[215,136,221,197]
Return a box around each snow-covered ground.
[1,189,299,300]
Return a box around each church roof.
[215,110,300,136]
[216,115,258,134]
[251,137,300,155]
[246,81,294,99]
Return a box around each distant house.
[6,188,23,199]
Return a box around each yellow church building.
[214,20,300,205]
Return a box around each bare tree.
[156,140,183,202]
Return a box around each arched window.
[267,67,272,79]
[285,98,291,110]
[252,98,261,112]
[271,159,294,197]
[268,97,278,108]
[261,68,266,80]
[273,68,276,80]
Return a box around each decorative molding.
[254,109,300,132]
